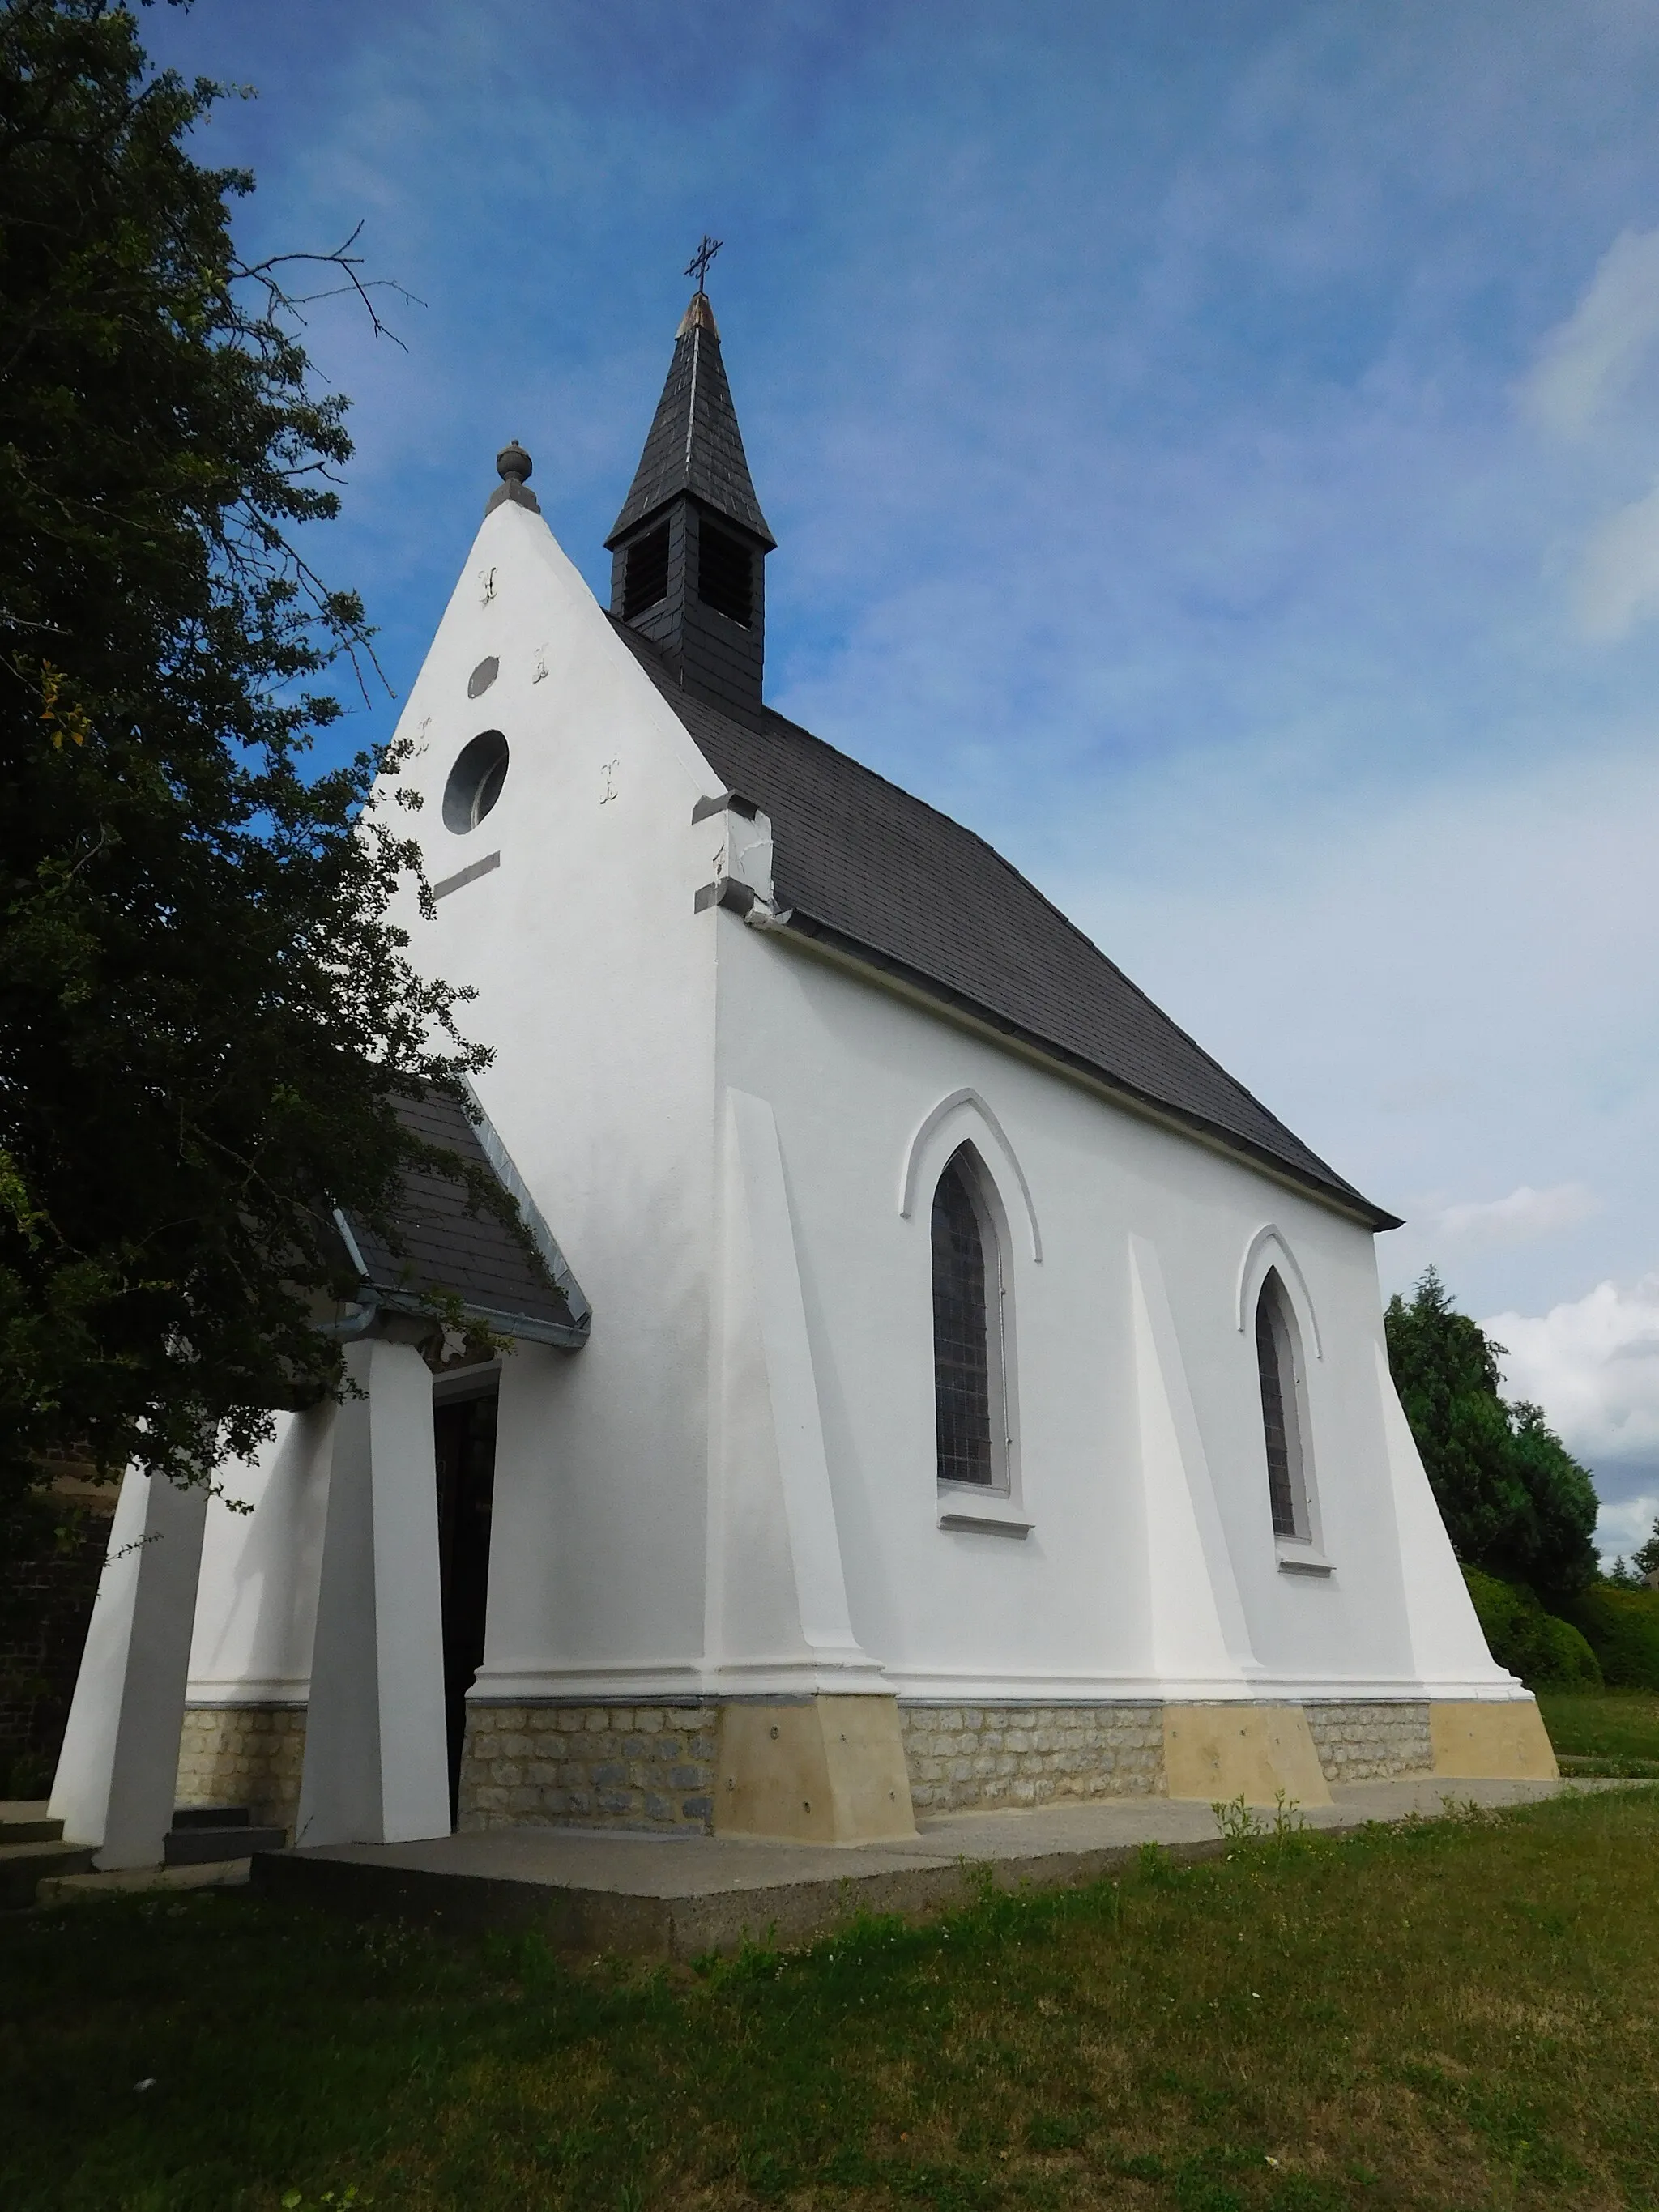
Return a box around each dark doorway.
[433,1391,499,1827]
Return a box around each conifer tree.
[0,1,476,1513]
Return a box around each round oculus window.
[443,730,509,833]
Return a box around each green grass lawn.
[5,1790,1659,2211]
[1537,1689,1659,1776]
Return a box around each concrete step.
[172,1805,250,1831]
[0,1838,96,1910]
[164,1823,284,1867]
[0,1801,63,1847]
[41,1857,253,1904]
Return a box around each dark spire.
[606,293,774,549]
[604,276,774,729]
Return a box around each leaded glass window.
[932,1151,998,1487]
[1255,1275,1306,1538]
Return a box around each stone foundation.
[1303,1701,1433,1783]
[175,1705,307,1839]
[435,1695,1499,1835]
[899,1703,1166,1812]
[458,1703,718,1832]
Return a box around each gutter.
[324,1208,591,1353]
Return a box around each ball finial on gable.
[486,440,540,516]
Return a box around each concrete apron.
[251,1771,1604,1962]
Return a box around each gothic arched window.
[1254,1271,1311,1539]
[932,1147,1007,1490]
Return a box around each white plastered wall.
[185,1406,332,1706]
[181,492,1519,1718]
[709,910,1521,1705]
[373,497,739,1700]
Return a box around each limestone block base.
[1430,1698,1558,1780]
[1304,1701,1433,1783]
[899,1703,1165,1812]
[445,1694,1552,1836]
[175,1705,307,1839]
[1162,1704,1333,1807]
[458,1703,718,1832]
[715,1695,917,1844]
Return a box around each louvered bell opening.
[696,521,753,627]
[622,522,670,620]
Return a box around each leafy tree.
[1385,1267,1599,1597]
[1632,1517,1659,1583]
[0,1,477,1516]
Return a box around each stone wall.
[458,1703,718,1832]
[899,1703,1166,1813]
[1303,1701,1432,1783]
[175,1706,307,1838]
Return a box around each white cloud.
[1523,225,1659,438]
[1593,1490,1658,1570]
[1523,231,1659,637]
[1431,1183,1600,1249]
[1053,740,1659,1324]
[1482,1277,1659,1464]
[1572,475,1659,639]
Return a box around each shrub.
[1564,1586,1659,1690]
[1530,1611,1605,1690]
[1463,1567,1602,1690]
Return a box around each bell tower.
[605,246,774,730]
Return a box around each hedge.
[1462,1566,1602,1690]
[1563,1584,1659,1690]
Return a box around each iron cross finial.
[684,234,723,293]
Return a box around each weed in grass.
[1213,1790,1263,1842]
[1212,1790,1305,1851]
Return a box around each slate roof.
[336,1089,589,1345]
[605,295,775,548]
[612,619,1397,1230]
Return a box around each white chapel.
[52,277,1555,1869]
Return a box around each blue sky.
[147,0,1659,1554]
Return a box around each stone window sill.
[937,1489,1033,1539]
[1277,1540,1334,1576]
